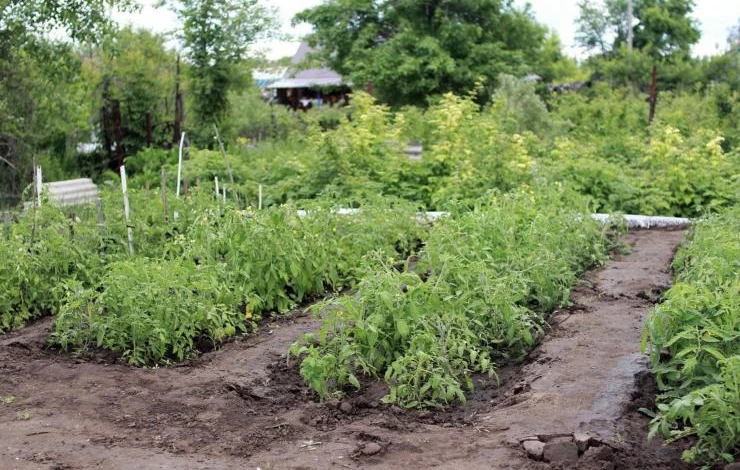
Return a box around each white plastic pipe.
[295,209,691,229]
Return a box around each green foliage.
[491,74,551,135]
[85,27,179,155]
[291,186,616,407]
[1,0,137,44]
[0,37,91,205]
[0,205,103,332]
[120,85,738,219]
[167,0,276,144]
[643,207,740,465]
[53,258,236,365]
[45,193,425,365]
[576,0,700,59]
[295,0,549,106]
[544,86,739,217]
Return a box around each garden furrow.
[0,229,692,470]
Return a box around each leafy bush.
[0,205,103,332]
[291,186,618,407]
[50,197,426,364]
[643,206,740,465]
[53,258,237,365]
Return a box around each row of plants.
[49,197,426,365]
[642,206,739,466]
[290,185,621,407]
[0,204,105,332]
[1,185,427,365]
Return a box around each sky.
[116,0,740,60]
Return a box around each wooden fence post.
[120,165,134,255]
[161,166,169,222]
[176,131,185,198]
[3,211,11,239]
[35,165,42,207]
[95,198,106,237]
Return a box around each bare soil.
[0,230,695,470]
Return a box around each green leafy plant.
[643,206,739,466]
[292,185,617,407]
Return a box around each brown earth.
[0,229,696,470]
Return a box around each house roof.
[268,42,348,89]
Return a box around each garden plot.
[0,229,693,470]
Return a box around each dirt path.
[0,230,691,470]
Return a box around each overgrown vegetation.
[642,206,739,466]
[30,193,424,364]
[1,1,739,467]
[290,186,620,407]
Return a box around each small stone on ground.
[543,441,579,463]
[523,440,545,460]
[361,442,382,456]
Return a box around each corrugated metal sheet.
[45,178,99,206]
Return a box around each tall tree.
[0,0,138,44]
[294,0,548,107]
[165,0,276,144]
[0,0,137,205]
[575,0,700,59]
[82,27,179,166]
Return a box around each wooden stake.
[35,165,42,207]
[648,65,658,127]
[258,183,263,210]
[3,211,11,239]
[95,198,106,237]
[120,165,134,255]
[213,123,238,204]
[176,131,185,198]
[161,166,169,222]
[214,176,220,199]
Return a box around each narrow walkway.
[244,230,687,469]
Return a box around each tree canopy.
[165,0,276,144]
[575,0,700,59]
[294,0,550,106]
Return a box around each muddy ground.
[0,230,695,470]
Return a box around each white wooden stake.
[120,165,134,255]
[214,176,220,199]
[223,185,226,202]
[176,131,186,198]
[258,183,263,210]
[35,165,43,207]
